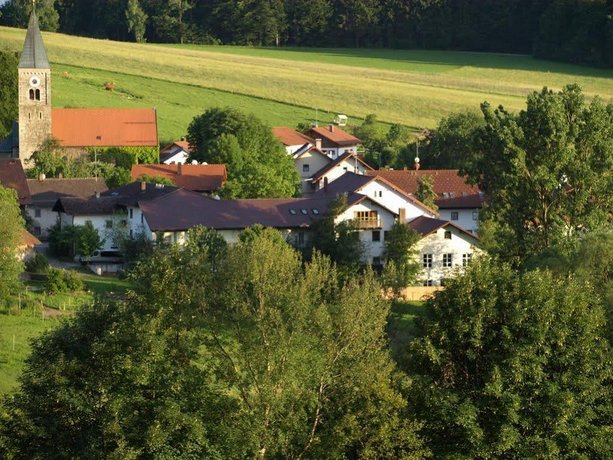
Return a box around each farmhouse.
[26,177,108,239]
[304,125,362,160]
[310,152,373,192]
[0,10,159,166]
[272,127,314,155]
[159,139,192,164]
[368,169,485,233]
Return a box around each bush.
[25,253,49,274]
[45,268,84,294]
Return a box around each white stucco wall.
[315,157,370,190]
[357,180,437,220]
[26,205,58,239]
[322,146,358,160]
[294,151,330,195]
[414,225,482,286]
[438,208,480,233]
[71,213,128,251]
[162,149,190,165]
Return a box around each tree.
[0,0,59,31]
[467,85,613,263]
[125,0,148,42]
[151,0,193,43]
[407,258,612,458]
[0,228,429,458]
[415,175,438,211]
[382,221,421,297]
[135,173,175,186]
[418,110,484,169]
[0,51,18,142]
[0,186,24,307]
[187,107,299,198]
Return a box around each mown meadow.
[1,26,611,141]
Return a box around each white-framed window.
[423,279,433,286]
[463,253,473,266]
[423,253,433,268]
[372,230,381,242]
[34,208,41,218]
[296,232,305,247]
[372,256,382,266]
[443,253,453,268]
[444,230,452,239]
[473,210,479,221]
[302,164,310,173]
[451,211,459,220]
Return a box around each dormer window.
[289,209,297,215]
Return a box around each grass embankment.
[1,26,611,140]
[388,301,428,361]
[0,271,132,394]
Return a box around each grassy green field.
[0,271,132,394]
[1,26,611,141]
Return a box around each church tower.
[18,7,52,166]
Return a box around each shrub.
[25,253,49,274]
[45,268,84,294]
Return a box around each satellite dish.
[414,156,420,163]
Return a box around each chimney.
[38,173,46,181]
[329,124,335,133]
[177,162,183,176]
[398,208,406,222]
[58,172,63,179]
[140,181,146,192]
[315,138,322,150]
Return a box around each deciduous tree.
[0,51,18,142]
[0,185,24,307]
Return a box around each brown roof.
[368,169,482,199]
[272,127,313,146]
[160,140,192,162]
[140,189,370,232]
[306,125,361,147]
[101,181,179,206]
[311,151,374,181]
[27,178,108,207]
[436,194,485,209]
[52,196,123,215]
[0,159,31,205]
[52,108,158,147]
[131,164,227,192]
[20,228,41,247]
[408,215,479,241]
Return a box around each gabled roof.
[131,164,227,192]
[273,127,313,146]
[0,159,31,205]
[52,108,158,147]
[293,144,330,162]
[52,196,123,216]
[101,181,179,206]
[306,125,361,147]
[27,178,108,207]
[315,171,439,217]
[18,12,50,69]
[311,151,373,181]
[160,140,192,163]
[20,228,41,247]
[368,169,482,200]
[140,189,375,232]
[408,215,479,242]
[436,194,486,209]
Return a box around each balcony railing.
[354,217,381,229]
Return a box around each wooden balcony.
[354,217,381,229]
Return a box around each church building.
[0,10,159,166]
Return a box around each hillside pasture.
[1,27,611,138]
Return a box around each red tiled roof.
[21,229,41,247]
[0,159,31,205]
[272,127,313,146]
[131,164,227,192]
[160,140,191,155]
[306,125,361,147]
[368,169,481,199]
[52,108,158,147]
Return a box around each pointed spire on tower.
[18,1,50,69]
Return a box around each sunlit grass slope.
[1,26,611,139]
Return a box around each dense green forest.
[1,0,612,67]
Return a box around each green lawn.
[0,270,133,394]
[2,26,611,140]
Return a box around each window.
[289,209,297,215]
[105,220,113,229]
[451,211,459,221]
[34,208,41,218]
[372,230,381,242]
[300,208,308,215]
[373,190,383,198]
[444,230,452,239]
[297,232,305,246]
[311,208,319,215]
[33,226,41,236]
[141,213,144,224]
[383,231,389,241]
[423,279,433,286]
[343,167,348,172]
[423,253,433,268]
[35,89,40,101]
[302,164,310,173]
[29,89,34,100]
[129,209,133,219]
[372,256,382,266]
[462,253,473,266]
[472,210,479,221]
[443,253,453,268]
[120,220,128,228]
